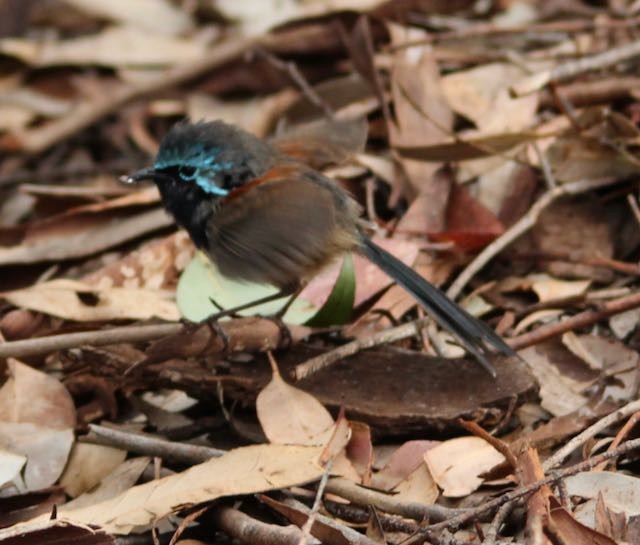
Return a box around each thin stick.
[512,38,640,96]
[542,398,640,471]
[457,419,518,470]
[297,460,333,545]
[324,476,466,523]
[509,291,640,351]
[293,317,430,380]
[446,177,621,301]
[84,424,225,463]
[0,323,181,359]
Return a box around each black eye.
[179,166,196,179]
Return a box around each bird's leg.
[203,285,297,322]
[274,285,304,318]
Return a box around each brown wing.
[206,166,359,288]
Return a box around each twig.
[405,438,640,544]
[627,194,640,227]
[390,16,640,49]
[294,282,640,380]
[253,48,334,119]
[323,500,420,534]
[323,476,467,522]
[283,498,380,545]
[542,398,640,471]
[0,316,307,360]
[446,177,622,300]
[457,419,518,470]
[509,291,640,351]
[597,411,640,471]
[298,460,333,545]
[211,506,320,545]
[83,424,225,463]
[0,323,181,359]
[482,501,516,545]
[512,38,640,96]
[293,317,430,380]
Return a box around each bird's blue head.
[123,120,276,197]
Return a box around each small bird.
[123,119,514,375]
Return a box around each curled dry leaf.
[423,436,505,498]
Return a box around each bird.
[123,119,515,376]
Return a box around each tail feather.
[359,237,515,376]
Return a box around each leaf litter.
[2,2,640,544]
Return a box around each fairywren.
[124,119,514,375]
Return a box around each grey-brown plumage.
[124,119,515,375]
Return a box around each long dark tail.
[359,236,515,376]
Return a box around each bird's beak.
[120,167,159,185]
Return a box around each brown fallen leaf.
[59,443,127,498]
[387,23,452,224]
[532,198,615,282]
[44,444,325,534]
[429,181,505,252]
[424,436,505,497]
[549,496,617,545]
[63,457,151,511]
[0,188,171,266]
[371,440,439,491]
[0,359,76,493]
[256,353,335,446]
[1,279,180,322]
[0,358,75,429]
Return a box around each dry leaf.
[62,0,194,35]
[0,449,26,489]
[59,443,127,498]
[393,463,439,505]
[567,471,640,527]
[256,358,335,446]
[371,440,439,491]
[49,444,325,534]
[424,436,505,497]
[519,345,588,416]
[0,359,75,429]
[0,423,74,494]
[64,457,151,511]
[0,26,206,68]
[0,360,76,494]
[2,279,180,322]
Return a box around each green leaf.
[176,252,355,326]
[305,253,355,327]
[176,252,317,324]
